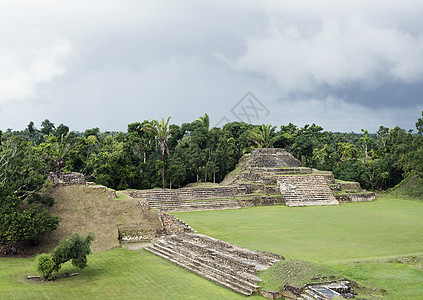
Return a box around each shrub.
[36,253,55,280]
[35,233,95,280]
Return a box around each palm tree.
[248,124,277,148]
[195,113,210,131]
[143,117,173,188]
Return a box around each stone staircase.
[148,197,242,212]
[145,232,284,296]
[297,281,356,299]
[278,175,339,207]
[124,187,245,212]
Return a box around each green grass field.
[173,196,423,262]
[1,195,422,299]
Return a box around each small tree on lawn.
[36,233,95,280]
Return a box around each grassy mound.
[37,185,162,253]
[219,155,248,186]
[259,259,341,292]
[388,173,423,200]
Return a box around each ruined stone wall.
[159,212,196,234]
[139,199,150,212]
[88,185,117,199]
[339,182,362,192]
[238,196,285,207]
[49,172,85,186]
[122,186,246,202]
[335,193,375,203]
[118,227,164,242]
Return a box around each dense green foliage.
[36,253,55,280]
[0,133,59,247]
[3,113,422,191]
[36,233,95,280]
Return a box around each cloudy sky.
[1,0,423,133]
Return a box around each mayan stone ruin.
[123,148,375,212]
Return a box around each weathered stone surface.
[48,172,85,186]
[159,211,196,235]
[118,226,164,243]
[335,193,376,203]
[90,186,106,192]
[339,182,362,193]
[145,232,284,296]
[249,148,303,168]
[105,189,117,199]
[278,175,339,207]
[139,199,150,212]
[260,290,283,299]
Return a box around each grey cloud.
[0,0,422,132]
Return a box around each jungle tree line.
[2,112,423,192]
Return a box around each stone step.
[304,287,324,300]
[162,238,262,275]
[179,233,280,267]
[300,293,315,300]
[149,243,261,289]
[145,233,284,296]
[145,244,259,296]
[285,200,339,207]
[309,286,341,299]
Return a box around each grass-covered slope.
[39,185,162,253]
[259,259,342,291]
[388,173,423,200]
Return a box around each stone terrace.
[278,175,339,207]
[123,187,246,212]
[145,232,284,296]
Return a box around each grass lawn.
[173,196,423,262]
[0,248,257,300]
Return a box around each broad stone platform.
[145,232,284,296]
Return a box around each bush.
[52,232,95,271]
[36,253,55,280]
[35,233,95,280]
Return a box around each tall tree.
[41,119,55,136]
[143,117,173,188]
[416,110,423,135]
[195,113,210,131]
[248,124,277,148]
